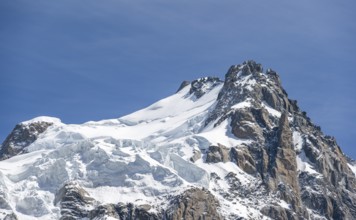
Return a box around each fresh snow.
[348,163,356,176]
[197,119,251,148]
[296,150,319,175]
[262,102,281,117]
[293,131,303,152]
[1,83,251,219]
[0,76,319,220]
[231,100,252,109]
[20,116,62,125]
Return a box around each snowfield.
[0,83,267,219]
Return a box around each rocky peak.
[0,117,58,160]
[205,60,290,127]
[189,77,223,99]
[225,60,263,79]
[198,61,356,219]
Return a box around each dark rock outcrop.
[201,60,356,219]
[176,80,190,93]
[54,183,94,220]
[189,77,223,99]
[230,147,257,175]
[89,203,160,220]
[206,144,230,163]
[261,205,296,220]
[0,121,53,160]
[55,185,221,220]
[230,109,264,141]
[165,188,222,220]
[190,149,202,163]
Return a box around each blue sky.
[1,0,356,158]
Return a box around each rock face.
[0,60,355,219]
[0,121,53,160]
[54,184,221,220]
[54,183,95,219]
[206,144,230,163]
[189,77,223,99]
[198,61,356,219]
[208,61,356,219]
[165,188,222,220]
[89,203,160,220]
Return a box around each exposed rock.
[89,203,160,220]
[176,80,190,93]
[54,182,94,219]
[251,108,271,129]
[265,68,281,85]
[2,213,18,220]
[55,187,222,220]
[0,121,53,160]
[262,87,280,109]
[244,60,263,73]
[165,188,222,220]
[190,149,201,162]
[298,131,356,219]
[1,60,356,219]
[230,147,256,175]
[54,183,224,220]
[263,112,304,217]
[261,205,295,220]
[230,109,263,141]
[206,144,230,163]
[189,77,223,99]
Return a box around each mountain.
[1,60,355,220]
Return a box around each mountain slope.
[1,60,355,220]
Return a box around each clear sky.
[1,0,356,158]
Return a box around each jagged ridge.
[0,60,355,220]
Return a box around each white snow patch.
[348,163,356,176]
[278,200,291,210]
[198,119,251,148]
[20,116,62,125]
[262,102,281,117]
[293,131,303,152]
[296,150,319,175]
[231,100,251,109]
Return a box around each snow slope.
[0,82,265,219]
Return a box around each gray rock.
[176,80,190,93]
[165,188,222,220]
[189,77,223,99]
[89,203,160,220]
[230,147,256,175]
[261,205,296,220]
[230,109,263,141]
[262,87,280,109]
[190,149,201,163]
[206,144,230,163]
[54,182,94,219]
[0,121,53,160]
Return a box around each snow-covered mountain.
[1,60,356,220]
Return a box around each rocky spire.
[200,60,356,219]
